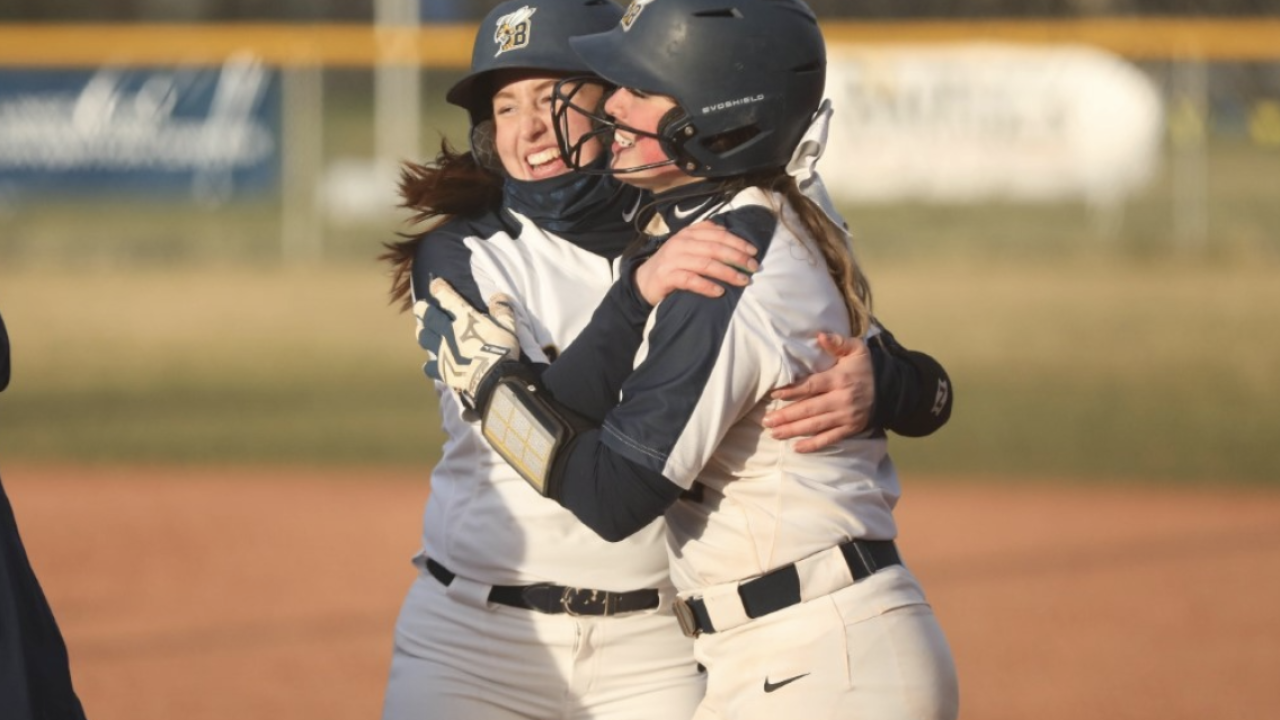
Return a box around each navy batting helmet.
[554,0,826,178]
[445,0,624,126]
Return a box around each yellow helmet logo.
[620,0,656,31]
[494,6,538,57]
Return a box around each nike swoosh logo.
[672,199,713,220]
[621,195,643,223]
[762,673,810,693]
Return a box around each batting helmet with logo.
[446,0,624,126]
[555,0,827,178]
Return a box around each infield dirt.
[5,464,1279,720]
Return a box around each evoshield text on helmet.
[553,0,827,179]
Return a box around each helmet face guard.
[552,76,711,175]
[551,77,689,176]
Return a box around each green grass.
[1,122,1278,483]
[848,140,1280,266]
[861,259,1280,484]
[1,258,1278,484]
[0,267,441,466]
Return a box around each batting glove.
[418,278,520,411]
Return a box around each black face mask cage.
[551,76,679,176]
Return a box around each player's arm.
[1,310,10,393]
[866,326,952,437]
[426,280,683,540]
[415,223,756,425]
[631,221,758,305]
[763,326,953,450]
[430,268,762,542]
[409,227,530,386]
[526,222,758,422]
[428,211,773,540]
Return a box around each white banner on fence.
[820,44,1163,204]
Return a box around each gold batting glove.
[427,278,520,411]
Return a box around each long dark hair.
[379,139,503,312]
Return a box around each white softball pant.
[381,562,705,720]
[690,565,959,720]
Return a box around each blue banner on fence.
[0,56,280,201]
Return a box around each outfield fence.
[0,19,1277,264]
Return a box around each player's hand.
[763,332,874,453]
[418,278,520,410]
[634,221,759,305]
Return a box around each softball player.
[0,311,89,720]
[425,1,960,718]
[381,1,952,718]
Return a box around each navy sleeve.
[412,223,484,310]
[594,207,778,480]
[491,207,776,540]
[545,194,785,426]
[516,283,740,542]
[1,311,9,393]
[537,254,654,422]
[868,328,953,437]
[552,429,684,542]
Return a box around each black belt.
[674,539,900,637]
[426,558,661,617]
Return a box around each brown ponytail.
[778,178,873,339]
[715,172,873,338]
[380,139,504,312]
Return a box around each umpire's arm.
[1,311,10,393]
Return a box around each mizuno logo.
[458,315,485,345]
[762,673,809,693]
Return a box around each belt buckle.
[672,597,701,638]
[561,587,605,616]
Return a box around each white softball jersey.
[591,187,899,593]
[382,175,707,720]
[535,184,959,720]
[411,198,674,594]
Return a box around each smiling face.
[604,86,698,192]
[492,72,604,181]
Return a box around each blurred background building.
[2,0,1279,20]
[3,8,1277,720]
[0,0,1277,482]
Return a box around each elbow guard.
[892,350,953,437]
[869,332,954,438]
[478,362,592,499]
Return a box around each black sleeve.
[0,310,9,393]
[477,364,683,542]
[553,428,684,542]
[868,328,953,437]
[490,262,685,540]
[535,253,655,423]
[412,224,486,310]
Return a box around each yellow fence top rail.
[0,18,1277,68]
